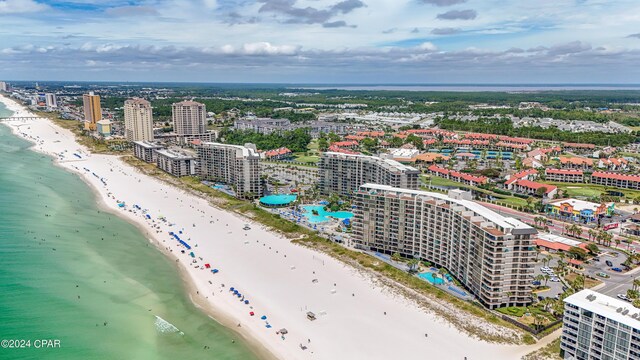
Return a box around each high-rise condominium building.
[318,152,420,196]
[124,98,154,141]
[172,100,206,135]
[45,93,57,108]
[352,184,536,309]
[0,81,7,92]
[561,289,640,360]
[83,92,102,131]
[196,142,262,199]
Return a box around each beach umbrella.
[244,300,249,304]
[260,316,267,320]
[230,287,235,291]
[205,263,211,269]
[250,312,255,316]
[212,269,219,274]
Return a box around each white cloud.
[0,0,48,14]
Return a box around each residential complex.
[82,92,102,131]
[318,152,420,197]
[196,142,262,198]
[545,169,585,183]
[352,184,537,309]
[591,172,640,190]
[0,81,7,92]
[155,148,197,177]
[234,117,347,138]
[172,100,207,136]
[124,98,154,142]
[132,141,164,163]
[561,289,640,360]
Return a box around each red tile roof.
[512,179,557,194]
[562,142,596,149]
[545,168,584,175]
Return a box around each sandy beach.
[0,95,556,360]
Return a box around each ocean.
[0,104,258,359]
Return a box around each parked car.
[617,294,630,302]
[606,260,613,267]
[593,257,600,262]
[595,272,610,278]
[550,277,560,282]
[540,267,551,272]
[532,281,541,286]
[612,267,623,272]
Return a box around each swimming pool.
[260,194,297,207]
[302,205,354,223]
[418,272,444,285]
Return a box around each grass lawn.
[541,181,640,199]
[564,272,603,289]
[294,154,320,164]
[307,139,319,152]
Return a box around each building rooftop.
[548,198,612,212]
[564,289,640,329]
[133,140,163,149]
[359,183,536,234]
[537,233,584,248]
[155,148,196,160]
[324,151,419,173]
[200,142,260,158]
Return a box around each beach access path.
[0,95,556,360]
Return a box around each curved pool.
[260,194,297,207]
[302,205,354,224]
[418,272,445,285]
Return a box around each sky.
[1,0,640,83]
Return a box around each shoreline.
[0,101,278,360]
[0,95,555,360]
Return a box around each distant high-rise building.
[124,98,154,141]
[83,92,102,131]
[561,289,640,360]
[0,81,7,92]
[172,100,206,136]
[196,142,262,199]
[45,93,57,108]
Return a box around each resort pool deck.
[302,205,354,224]
[259,194,297,207]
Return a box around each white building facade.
[124,98,154,142]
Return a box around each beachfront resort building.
[124,98,154,142]
[560,289,640,360]
[155,148,197,177]
[171,100,216,144]
[45,93,57,108]
[0,81,8,92]
[196,142,262,199]
[96,119,112,137]
[172,100,206,136]
[83,92,102,131]
[352,184,537,309]
[133,141,164,163]
[318,152,420,197]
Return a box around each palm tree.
[573,225,583,239]
[615,238,621,249]
[633,278,640,292]
[588,229,597,241]
[543,274,550,287]
[438,267,448,281]
[407,258,420,273]
[573,274,585,291]
[535,274,544,286]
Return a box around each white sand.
[0,95,557,360]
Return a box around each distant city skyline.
[2,0,640,83]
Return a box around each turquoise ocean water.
[0,104,258,360]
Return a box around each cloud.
[627,33,640,39]
[256,0,364,26]
[417,42,438,51]
[3,40,640,83]
[0,0,48,14]
[105,6,159,17]
[420,0,467,6]
[436,9,477,20]
[331,0,366,14]
[411,28,420,33]
[431,27,461,35]
[323,20,350,28]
